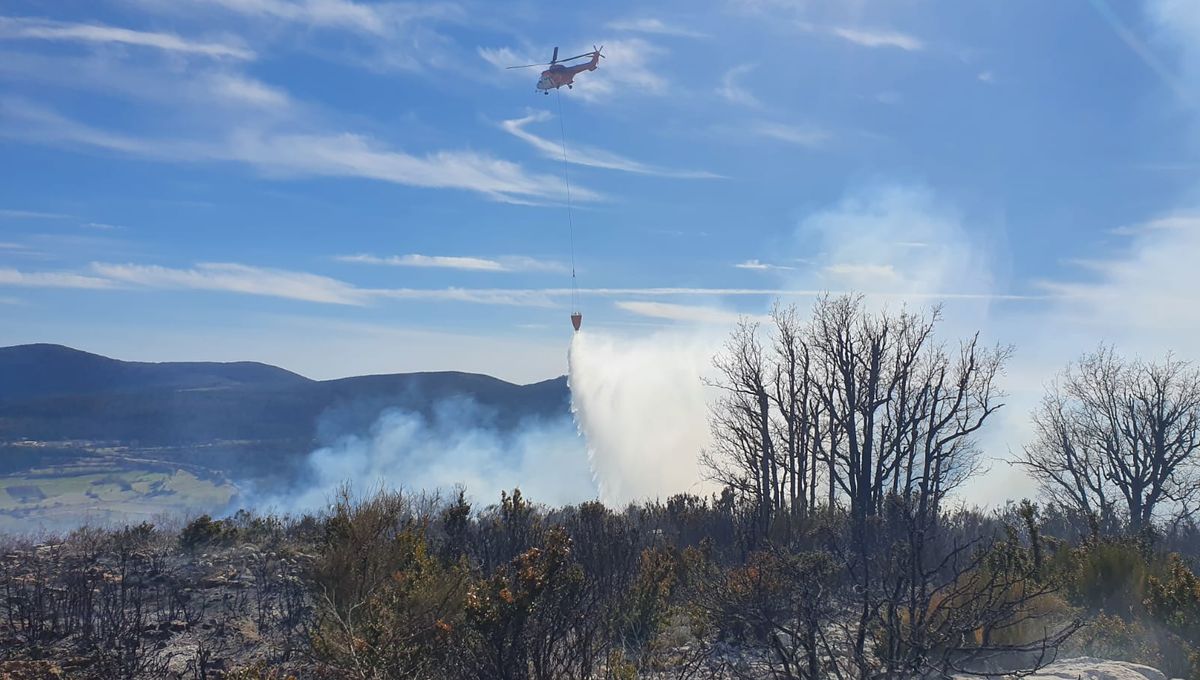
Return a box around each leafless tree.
[700,295,1085,678]
[806,296,1009,523]
[705,318,778,535]
[1018,346,1200,532]
[705,295,1009,528]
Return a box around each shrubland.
[0,490,1197,679]
[4,294,1200,678]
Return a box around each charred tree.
[1018,347,1200,533]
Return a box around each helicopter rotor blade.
[558,51,597,63]
[505,62,551,69]
[551,46,558,64]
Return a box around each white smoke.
[254,397,596,513]
[568,329,719,505]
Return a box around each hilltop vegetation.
[1,489,1198,679]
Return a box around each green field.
[0,462,237,533]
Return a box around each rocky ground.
[0,523,313,678]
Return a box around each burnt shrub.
[179,514,239,551]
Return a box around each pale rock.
[958,657,1170,680]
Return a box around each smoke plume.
[253,397,596,513]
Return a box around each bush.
[1146,553,1200,638]
[179,514,238,551]
[1050,542,1200,679]
[1145,554,1200,679]
[1058,538,1157,617]
[310,487,467,680]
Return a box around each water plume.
[568,329,718,505]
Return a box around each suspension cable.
[555,88,578,314]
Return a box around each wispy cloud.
[479,40,668,103]
[339,254,504,271]
[512,286,1037,302]
[717,64,761,107]
[0,259,1045,305]
[1092,0,1192,104]
[831,26,923,51]
[0,267,117,289]
[0,49,294,116]
[133,0,462,36]
[0,241,51,260]
[91,262,371,305]
[224,130,595,203]
[501,111,720,179]
[750,121,829,147]
[478,46,530,72]
[734,259,769,270]
[606,17,707,39]
[131,0,467,74]
[734,259,795,271]
[0,16,254,59]
[1110,214,1200,236]
[0,262,563,306]
[822,263,900,284]
[77,261,572,306]
[0,99,592,204]
[0,98,164,154]
[1,30,572,204]
[797,22,924,51]
[729,259,796,272]
[570,38,670,103]
[1034,209,1200,335]
[615,301,758,325]
[194,0,392,33]
[373,288,557,306]
[337,253,566,273]
[203,72,291,109]
[0,208,69,219]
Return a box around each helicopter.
[507,46,605,94]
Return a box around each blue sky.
[2,0,1199,385]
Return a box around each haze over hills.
[0,343,570,484]
[0,343,568,427]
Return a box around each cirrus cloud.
[0,16,254,59]
[500,111,720,179]
[337,253,567,273]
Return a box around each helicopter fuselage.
[536,54,600,91]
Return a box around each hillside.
[0,344,570,480]
[0,344,311,400]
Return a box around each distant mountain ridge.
[0,344,310,401]
[0,344,570,481]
